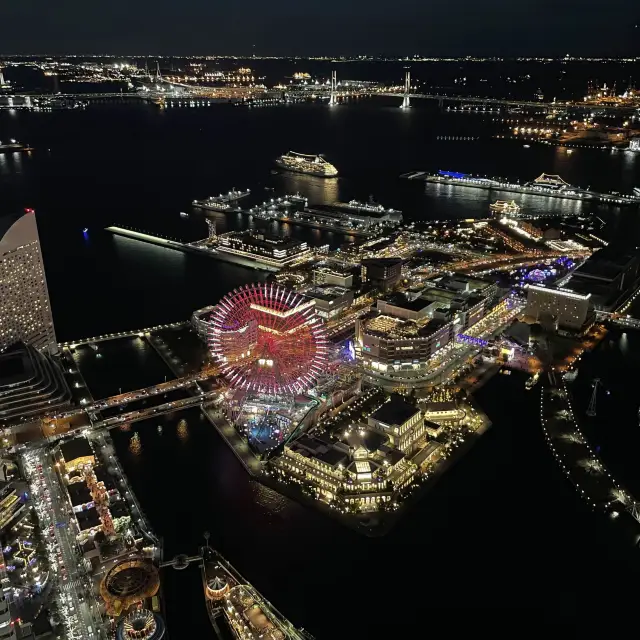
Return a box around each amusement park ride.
[208,283,329,455]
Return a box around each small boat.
[82,227,89,233]
[525,372,540,390]
[157,425,163,434]
[129,432,141,454]
[179,212,189,218]
[0,139,27,153]
[523,144,531,149]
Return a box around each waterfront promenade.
[106,226,280,272]
[540,373,640,547]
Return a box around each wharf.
[403,172,640,208]
[194,194,378,237]
[261,208,373,237]
[192,189,251,212]
[201,406,262,476]
[106,226,280,272]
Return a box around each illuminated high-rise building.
[0,211,57,353]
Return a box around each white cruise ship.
[275,152,338,177]
[489,200,521,215]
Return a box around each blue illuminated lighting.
[456,334,488,348]
[438,170,468,179]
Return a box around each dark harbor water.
[1,101,639,338]
[106,374,640,637]
[570,329,640,498]
[3,101,640,635]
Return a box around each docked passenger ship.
[202,545,314,639]
[275,152,338,177]
[489,200,521,215]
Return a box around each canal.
[104,372,640,637]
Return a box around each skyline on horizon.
[0,0,638,58]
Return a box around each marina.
[194,192,403,237]
[403,170,640,208]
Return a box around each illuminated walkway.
[540,373,640,544]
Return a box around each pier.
[106,226,281,272]
[194,192,400,238]
[540,373,640,549]
[403,172,640,208]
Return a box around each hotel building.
[525,284,592,331]
[360,258,403,292]
[0,211,56,354]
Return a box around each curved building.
[0,211,56,354]
[116,608,165,640]
[100,558,160,616]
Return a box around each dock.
[105,226,280,272]
[195,191,396,237]
[192,188,251,213]
[403,172,640,207]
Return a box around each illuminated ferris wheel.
[209,283,328,395]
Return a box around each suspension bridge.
[3,69,634,112]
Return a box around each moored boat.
[201,545,314,639]
[489,200,521,215]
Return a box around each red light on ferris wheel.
[209,283,328,395]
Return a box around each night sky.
[0,0,638,56]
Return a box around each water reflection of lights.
[129,432,141,454]
[177,418,189,441]
[619,331,629,354]
[276,173,339,204]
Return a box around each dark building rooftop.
[316,448,348,467]
[59,438,94,465]
[94,467,117,491]
[109,500,129,520]
[573,248,640,283]
[343,429,389,452]
[380,293,430,312]
[362,257,403,270]
[370,394,420,427]
[75,507,100,531]
[67,482,92,507]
